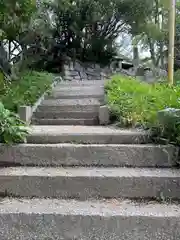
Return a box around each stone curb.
[99,105,110,125]
[18,76,62,123]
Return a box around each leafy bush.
[157,108,180,144]
[174,69,180,85]
[105,75,180,143]
[0,102,29,144]
[0,70,54,112]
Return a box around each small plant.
[106,75,180,144]
[0,102,29,144]
[156,108,180,145]
[174,70,180,85]
[0,70,54,112]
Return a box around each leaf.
[0,102,29,144]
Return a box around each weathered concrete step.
[41,98,100,106]
[46,93,104,100]
[38,99,100,112]
[0,167,180,199]
[55,80,107,87]
[53,85,104,91]
[0,144,177,167]
[32,118,98,126]
[34,111,99,119]
[0,198,180,240]
[27,126,149,144]
[38,105,100,112]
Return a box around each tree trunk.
[133,45,139,70]
[0,41,11,78]
[148,37,156,66]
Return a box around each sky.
[116,33,151,60]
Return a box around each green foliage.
[0,102,29,144]
[41,0,123,65]
[29,0,154,70]
[134,0,168,67]
[106,75,180,143]
[175,1,180,69]
[157,109,180,145]
[174,70,180,85]
[0,71,4,93]
[0,0,36,40]
[0,71,53,112]
[0,0,160,73]
[119,0,154,34]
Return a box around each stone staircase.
[32,80,105,126]
[0,80,180,239]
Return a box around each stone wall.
[63,60,112,81]
[63,58,167,83]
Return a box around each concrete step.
[0,198,180,240]
[51,83,105,99]
[34,111,99,119]
[0,144,177,167]
[53,85,104,92]
[0,167,180,199]
[27,126,149,144]
[41,98,100,106]
[55,80,107,87]
[46,92,104,100]
[38,99,100,112]
[32,118,99,126]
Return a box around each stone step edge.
[41,99,101,106]
[27,126,150,144]
[1,199,179,240]
[0,143,177,168]
[34,111,99,119]
[1,166,179,177]
[37,105,100,112]
[0,198,180,217]
[46,95,104,100]
[0,143,174,147]
[32,118,98,123]
[1,167,180,199]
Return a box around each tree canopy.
[0,0,179,75]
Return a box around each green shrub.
[106,75,180,143]
[157,109,180,144]
[0,102,29,144]
[0,70,54,112]
[174,70,180,85]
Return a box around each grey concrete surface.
[41,98,100,106]
[47,92,104,100]
[0,198,180,239]
[18,106,32,123]
[99,105,110,125]
[38,103,100,112]
[0,144,177,167]
[52,85,104,92]
[54,80,107,87]
[32,118,98,126]
[27,126,149,144]
[31,76,61,115]
[38,98,100,112]
[33,79,105,121]
[34,110,99,119]
[0,167,180,199]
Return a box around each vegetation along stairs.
[0,80,180,239]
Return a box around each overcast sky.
[116,33,150,59]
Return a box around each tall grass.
[105,75,180,129]
[0,71,54,112]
